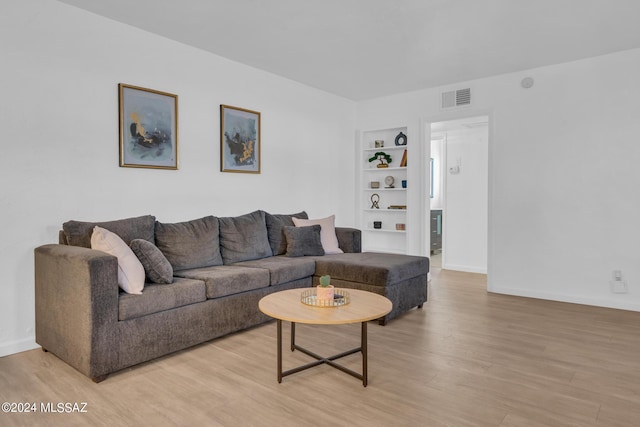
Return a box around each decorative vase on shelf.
[317,275,334,302]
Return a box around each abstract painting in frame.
[220,105,261,173]
[119,83,178,169]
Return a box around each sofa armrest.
[34,244,120,379]
[335,227,361,253]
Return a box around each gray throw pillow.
[130,239,174,284]
[154,216,223,271]
[62,215,155,248]
[265,211,308,255]
[219,210,272,264]
[283,225,325,257]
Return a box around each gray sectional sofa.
[34,210,428,382]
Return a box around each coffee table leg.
[277,319,282,383]
[362,321,368,387]
[291,322,296,351]
[276,320,370,386]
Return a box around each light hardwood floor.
[2,268,640,426]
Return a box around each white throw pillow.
[91,226,145,294]
[292,215,343,254]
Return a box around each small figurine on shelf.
[368,152,392,168]
[317,275,334,302]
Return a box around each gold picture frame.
[220,105,261,173]
[119,83,178,170]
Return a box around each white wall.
[0,0,356,356]
[357,48,640,312]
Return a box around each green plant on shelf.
[368,152,392,168]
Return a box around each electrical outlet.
[613,270,623,280]
[610,280,628,294]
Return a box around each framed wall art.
[220,105,261,173]
[119,83,178,170]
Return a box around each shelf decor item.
[385,176,395,188]
[400,149,408,167]
[220,105,261,173]
[370,193,380,209]
[373,221,382,229]
[316,275,334,302]
[375,140,384,148]
[370,181,380,189]
[369,151,392,168]
[395,132,407,146]
[119,83,178,170]
[396,223,406,231]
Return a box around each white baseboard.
[442,263,487,274]
[0,336,38,358]
[488,286,640,313]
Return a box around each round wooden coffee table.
[259,288,392,387]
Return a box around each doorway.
[429,116,488,273]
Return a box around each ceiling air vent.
[441,88,471,109]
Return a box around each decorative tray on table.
[300,289,350,307]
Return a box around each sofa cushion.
[283,225,324,257]
[174,266,270,299]
[130,239,173,284]
[335,227,362,253]
[292,215,343,254]
[155,216,223,271]
[313,252,429,287]
[118,277,206,321]
[91,226,145,295]
[219,210,272,264]
[63,215,155,248]
[265,211,309,255]
[233,256,316,286]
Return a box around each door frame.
[421,109,493,279]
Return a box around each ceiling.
[57,0,640,101]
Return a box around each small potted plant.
[316,275,334,302]
[368,152,392,168]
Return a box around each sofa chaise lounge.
[34,210,429,381]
